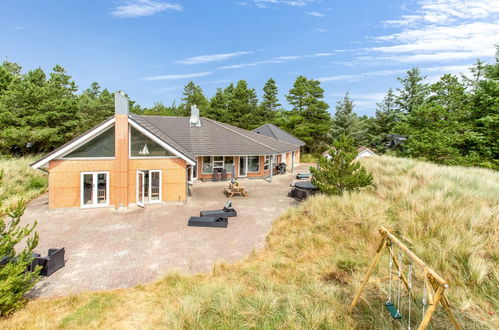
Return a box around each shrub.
[0,201,40,316]
[310,135,373,195]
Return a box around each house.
[355,147,377,159]
[322,147,377,160]
[31,91,303,209]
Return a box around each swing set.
[349,226,461,330]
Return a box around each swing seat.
[385,302,402,319]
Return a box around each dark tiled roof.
[252,123,305,147]
[129,115,298,156]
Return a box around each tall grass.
[1,156,498,329]
[0,156,47,211]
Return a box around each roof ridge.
[266,124,279,140]
[203,118,279,153]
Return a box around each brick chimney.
[114,91,129,210]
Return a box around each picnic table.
[224,183,248,197]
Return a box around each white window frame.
[136,170,162,206]
[264,155,270,171]
[31,118,116,169]
[247,155,260,173]
[80,171,110,208]
[148,170,162,204]
[129,125,178,159]
[128,119,195,165]
[238,156,247,177]
[202,156,214,174]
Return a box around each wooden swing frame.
[349,226,462,330]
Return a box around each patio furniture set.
[289,173,318,201]
[0,247,65,277]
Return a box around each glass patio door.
[149,170,161,203]
[137,171,145,207]
[81,172,109,208]
[239,156,247,177]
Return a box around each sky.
[1,0,498,116]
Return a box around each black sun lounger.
[188,216,228,228]
[200,201,237,218]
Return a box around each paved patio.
[22,164,310,298]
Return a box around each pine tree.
[396,68,429,113]
[285,76,331,153]
[331,93,367,146]
[0,201,40,316]
[227,80,259,129]
[368,88,399,152]
[77,82,114,134]
[256,78,281,124]
[180,81,209,117]
[310,135,373,195]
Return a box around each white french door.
[136,170,162,206]
[136,171,145,207]
[239,156,247,177]
[80,172,109,208]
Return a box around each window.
[64,127,115,158]
[202,156,213,174]
[224,156,234,172]
[264,155,270,171]
[213,156,224,169]
[248,156,260,173]
[130,127,174,157]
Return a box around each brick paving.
[22,165,309,298]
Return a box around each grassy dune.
[1,156,498,329]
[0,156,47,212]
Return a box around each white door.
[149,170,161,203]
[136,171,145,207]
[239,156,247,177]
[81,172,109,208]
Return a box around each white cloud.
[217,52,336,70]
[218,59,284,70]
[254,0,311,8]
[112,0,182,18]
[318,65,473,83]
[315,28,328,32]
[370,0,499,63]
[176,51,254,65]
[143,72,212,80]
[306,11,324,17]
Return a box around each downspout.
[269,154,274,182]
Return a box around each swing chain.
[408,260,413,330]
[395,250,403,318]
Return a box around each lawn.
[1,156,498,329]
[0,156,47,212]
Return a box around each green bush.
[27,176,46,190]
[0,201,40,316]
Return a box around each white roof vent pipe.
[189,105,201,127]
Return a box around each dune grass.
[1,156,498,329]
[0,156,47,212]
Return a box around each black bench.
[188,216,228,228]
[200,201,237,218]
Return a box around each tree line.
[0,50,497,169]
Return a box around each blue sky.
[1,0,498,116]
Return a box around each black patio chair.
[188,216,228,228]
[200,200,237,218]
[38,248,65,276]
